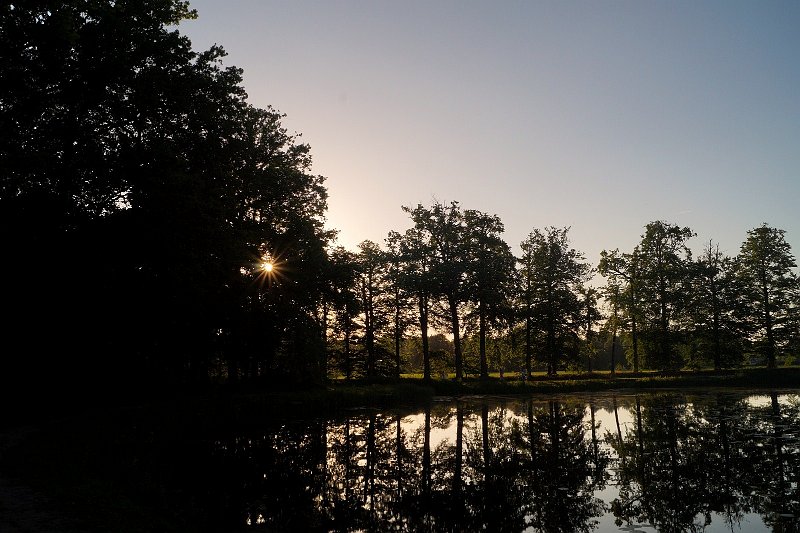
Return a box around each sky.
[180,0,799,271]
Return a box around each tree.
[598,248,644,372]
[687,242,744,369]
[736,224,798,368]
[356,240,389,377]
[602,281,624,375]
[636,221,695,371]
[463,209,516,380]
[1,1,334,403]
[326,246,361,379]
[403,201,471,380]
[518,238,536,377]
[397,226,435,380]
[579,285,603,372]
[519,227,590,375]
[385,231,412,377]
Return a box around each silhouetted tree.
[397,226,436,380]
[463,209,516,380]
[326,246,361,378]
[736,224,798,368]
[356,240,390,377]
[598,248,644,371]
[1,1,334,402]
[602,280,624,374]
[403,201,471,380]
[518,236,538,376]
[636,221,695,370]
[519,227,590,375]
[686,242,745,369]
[385,231,413,377]
[578,285,602,372]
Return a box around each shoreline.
[219,367,800,419]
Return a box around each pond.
[200,389,800,532]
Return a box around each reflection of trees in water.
[520,399,609,533]
[610,393,727,532]
[206,399,608,532]
[609,392,800,533]
[204,392,800,532]
[204,421,330,530]
[744,393,800,532]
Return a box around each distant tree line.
[326,206,799,380]
[1,2,798,404]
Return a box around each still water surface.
[208,390,800,532]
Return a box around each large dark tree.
[1,1,332,410]
[635,221,695,371]
[462,209,515,380]
[356,240,389,377]
[578,285,602,372]
[325,246,361,379]
[403,201,471,380]
[519,227,590,375]
[736,224,797,368]
[385,231,412,378]
[686,241,745,369]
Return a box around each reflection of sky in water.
[746,394,775,408]
[262,391,800,531]
[392,392,795,533]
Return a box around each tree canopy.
[1,1,333,405]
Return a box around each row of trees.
[2,2,797,397]
[325,203,798,379]
[600,222,799,372]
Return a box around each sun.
[254,252,283,288]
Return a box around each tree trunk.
[420,294,430,381]
[710,277,722,370]
[763,282,776,368]
[449,296,463,381]
[610,310,617,376]
[525,310,532,377]
[394,297,401,378]
[631,312,639,373]
[344,322,352,380]
[547,326,557,376]
[479,298,488,380]
[366,307,375,377]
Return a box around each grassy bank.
[219,366,800,420]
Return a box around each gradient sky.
[181,0,799,271]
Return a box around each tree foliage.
[635,221,695,371]
[1,1,332,403]
[598,248,644,372]
[686,242,745,369]
[519,227,590,375]
[736,224,798,368]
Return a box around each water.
[202,390,800,532]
